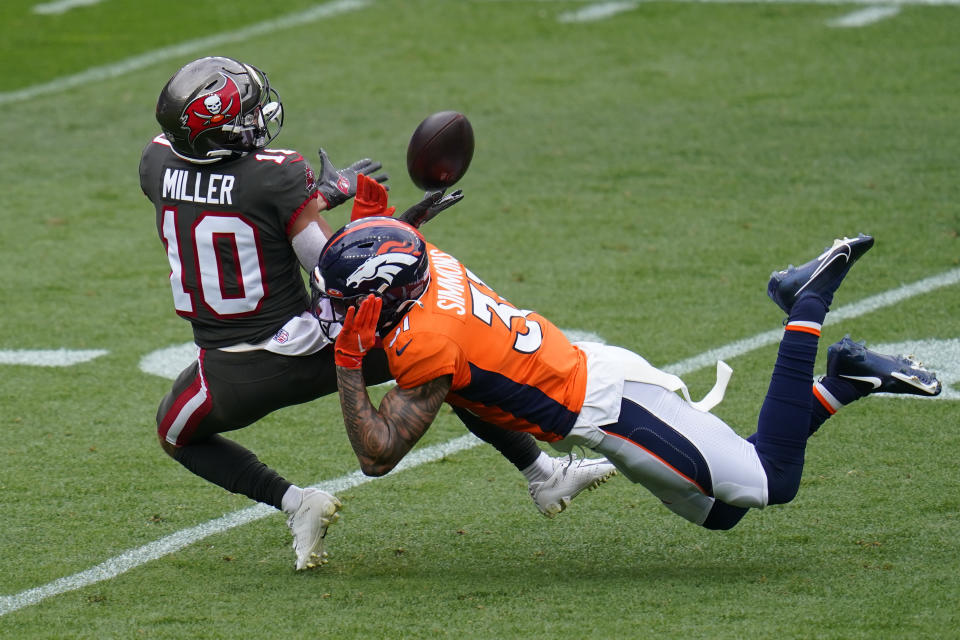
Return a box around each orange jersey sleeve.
[384,244,587,442]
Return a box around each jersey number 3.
[468,281,543,353]
[161,208,265,317]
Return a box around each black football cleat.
[827,336,942,396]
[767,234,874,314]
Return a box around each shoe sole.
[829,338,942,397]
[888,370,942,395]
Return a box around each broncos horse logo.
[346,253,420,290]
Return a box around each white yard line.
[827,5,901,25]
[558,1,639,22]
[0,0,370,106]
[2,265,957,617]
[33,0,105,14]
[0,349,107,366]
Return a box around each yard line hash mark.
[0,349,108,367]
[827,5,901,26]
[33,0,105,15]
[2,266,956,617]
[558,1,639,22]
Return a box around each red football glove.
[350,173,396,221]
[334,294,383,369]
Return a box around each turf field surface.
[1,1,958,638]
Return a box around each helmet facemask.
[310,267,355,341]
[310,265,430,342]
[219,64,283,154]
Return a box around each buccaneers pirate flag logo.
[179,73,241,142]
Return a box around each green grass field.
[1,0,958,637]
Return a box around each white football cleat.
[287,488,342,570]
[529,455,617,518]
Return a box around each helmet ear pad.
[155,56,283,163]
[314,217,430,336]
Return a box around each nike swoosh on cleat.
[796,250,850,295]
[840,374,881,389]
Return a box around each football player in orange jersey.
[313,176,941,533]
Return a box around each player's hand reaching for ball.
[351,174,396,221]
[316,148,389,210]
[397,189,464,228]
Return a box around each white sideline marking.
[558,1,638,22]
[827,5,901,26]
[2,265,957,616]
[0,0,369,106]
[0,349,108,367]
[33,0,104,14]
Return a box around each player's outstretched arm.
[337,369,450,476]
[333,294,450,476]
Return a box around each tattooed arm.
[332,293,451,475]
[336,366,452,476]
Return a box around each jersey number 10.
[161,208,265,317]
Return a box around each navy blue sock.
[702,500,750,530]
[753,295,826,505]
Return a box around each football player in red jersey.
[315,178,942,538]
[139,57,614,570]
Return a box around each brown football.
[406,111,474,191]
